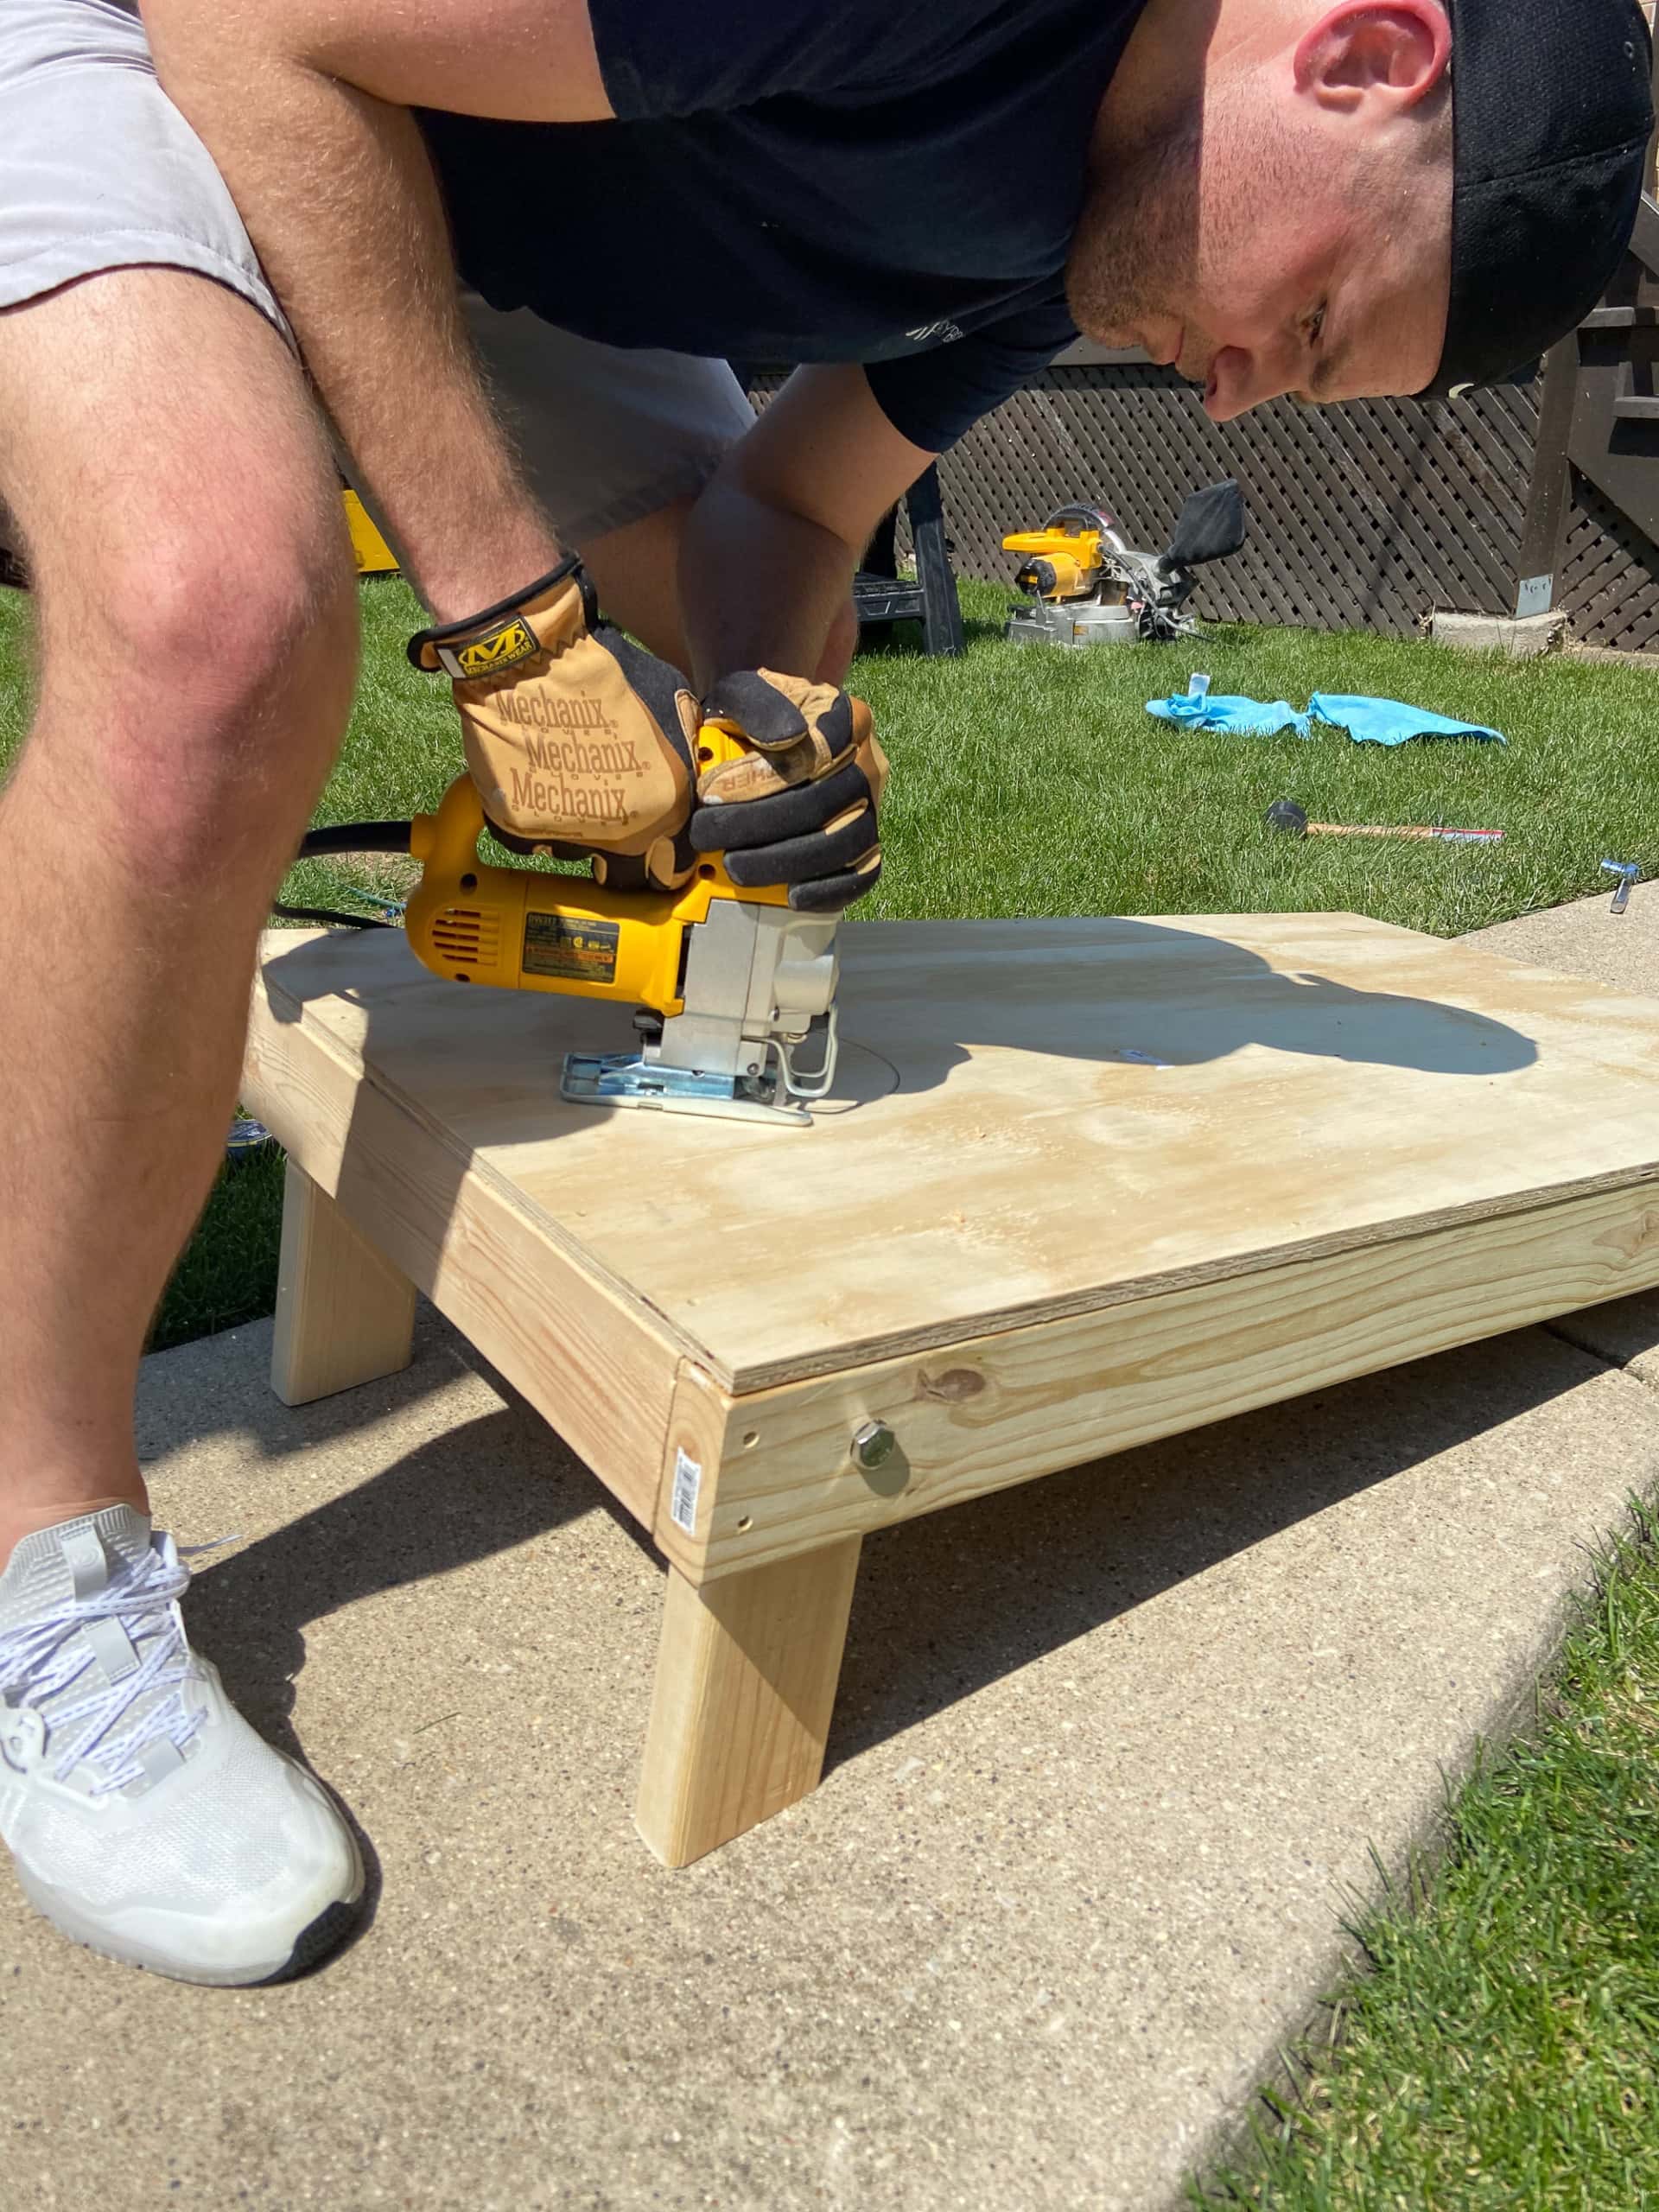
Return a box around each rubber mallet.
[1265,800,1502,844]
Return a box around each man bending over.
[0,0,1647,1982]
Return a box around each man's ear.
[1294,1,1451,115]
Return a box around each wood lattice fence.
[925,368,1659,651]
[928,367,1536,634]
[1560,472,1659,649]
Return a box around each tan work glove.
[409,557,698,889]
[691,671,888,912]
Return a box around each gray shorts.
[0,0,757,543]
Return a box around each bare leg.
[0,270,357,1562]
[145,0,583,618]
[575,499,700,668]
[150,7,897,664]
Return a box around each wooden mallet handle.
[1265,800,1500,843]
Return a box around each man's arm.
[678,366,938,692]
[141,0,611,619]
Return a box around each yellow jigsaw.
[298,719,841,1128]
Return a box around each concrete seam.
[1544,1313,1659,1392]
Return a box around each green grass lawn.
[276,575,1659,944]
[9,573,1659,2203]
[152,1141,288,1350]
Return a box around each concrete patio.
[4,883,1659,2211]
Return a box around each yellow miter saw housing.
[1002,505,1137,645]
[1001,480,1246,649]
[398,720,840,1127]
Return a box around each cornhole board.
[243,914,1659,1866]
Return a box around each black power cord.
[297,821,414,856]
[270,900,397,930]
[276,819,415,930]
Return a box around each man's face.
[1066,78,1451,421]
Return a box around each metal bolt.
[851,1420,898,1471]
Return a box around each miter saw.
[292,718,840,1128]
[1002,478,1246,648]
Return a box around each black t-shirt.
[419,0,1147,452]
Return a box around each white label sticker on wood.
[670,1448,702,1535]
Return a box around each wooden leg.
[635,1536,862,1868]
[270,1160,417,1406]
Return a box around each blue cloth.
[419,0,1148,454]
[1308,694,1507,747]
[1146,690,1509,746]
[1146,693,1312,737]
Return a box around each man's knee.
[28,486,357,871]
[96,482,357,739]
[577,498,694,667]
[0,268,358,871]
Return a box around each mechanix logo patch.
[454,617,539,680]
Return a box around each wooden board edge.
[245,957,683,1529]
[719,1163,1659,1394]
[255,938,714,1371]
[681,1179,1659,1580]
[634,1535,863,1866]
[270,1159,417,1405]
[650,1358,741,1578]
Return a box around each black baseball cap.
[1423,0,1654,398]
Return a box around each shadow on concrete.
[182,1376,615,1762]
[137,1313,467,1466]
[168,1318,1603,1796]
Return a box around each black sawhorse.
[853,464,964,658]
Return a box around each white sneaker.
[0,1505,362,1984]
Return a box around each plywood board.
[250,915,1659,1397]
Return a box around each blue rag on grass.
[1306,693,1506,747]
[1145,692,1312,737]
[1145,690,1508,746]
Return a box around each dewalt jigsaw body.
[298,717,842,1128]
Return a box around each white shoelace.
[0,1534,208,1796]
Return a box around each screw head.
[851,1420,897,1471]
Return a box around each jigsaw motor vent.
[432,908,499,968]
